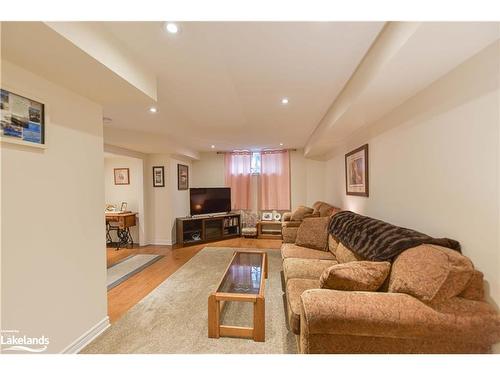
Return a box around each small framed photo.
[345,144,369,197]
[153,166,165,187]
[177,164,189,190]
[261,212,273,221]
[114,168,130,185]
[120,202,128,212]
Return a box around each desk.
[105,212,137,249]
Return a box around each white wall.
[191,152,225,188]
[324,41,500,308]
[290,151,326,208]
[1,60,108,353]
[145,154,172,245]
[144,154,192,245]
[104,156,145,246]
[169,157,192,243]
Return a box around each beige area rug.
[82,247,297,354]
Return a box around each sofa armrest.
[282,212,292,222]
[300,289,500,342]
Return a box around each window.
[250,152,261,175]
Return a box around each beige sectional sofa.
[281,214,500,354]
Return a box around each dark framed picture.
[345,144,369,197]
[1,88,45,145]
[177,164,189,190]
[114,168,130,185]
[153,166,165,187]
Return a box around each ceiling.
[304,22,500,158]
[4,22,496,159]
[1,22,153,107]
[100,22,385,152]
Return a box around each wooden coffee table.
[208,250,268,342]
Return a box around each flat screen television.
[190,187,231,216]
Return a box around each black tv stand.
[176,212,241,247]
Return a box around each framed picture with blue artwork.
[1,88,45,146]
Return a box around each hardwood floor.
[106,237,282,323]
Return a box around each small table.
[208,251,268,342]
[105,211,137,250]
[257,220,282,239]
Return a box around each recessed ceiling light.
[279,143,284,146]
[281,97,289,105]
[165,22,179,34]
[149,107,158,113]
[211,145,215,149]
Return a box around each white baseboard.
[61,316,110,354]
[148,239,173,246]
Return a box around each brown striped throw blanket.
[328,211,461,261]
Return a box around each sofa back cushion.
[328,234,339,255]
[388,244,474,303]
[334,242,365,263]
[312,201,342,217]
[320,261,391,291]
[295,216,331,251]
[291,205,314,222]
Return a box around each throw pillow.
[388,244,473,303]
[295,216,331,251]
[290,205,314,222]
[319,261,391,291]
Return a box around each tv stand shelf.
[176,213,241,247]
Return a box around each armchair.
[240,210,258,238]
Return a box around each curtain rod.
[216,149,297,155]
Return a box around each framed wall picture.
[114,168,130,185]
[345,144,369,197]
[1,88,45,145]
[153,166,165,187]
[177,164,189,190]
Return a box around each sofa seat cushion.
[388,244,474,303]
[281,243,335,260]
[295,216,331,251]
[319,261,391,291]
[286,278,320,334]
[283,258,338,283]
[241,227,257,236]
